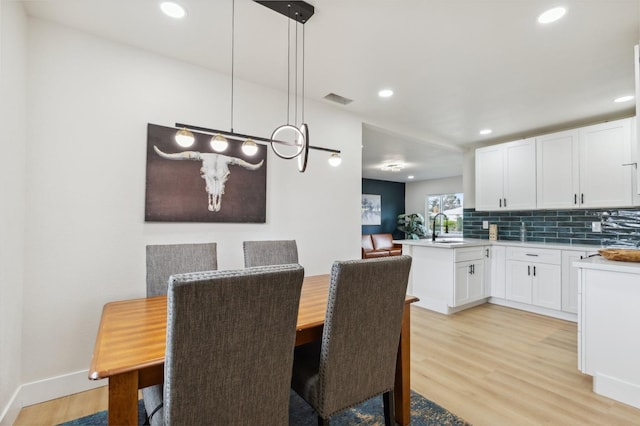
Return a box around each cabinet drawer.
[454,246,487,263]
[506,247,561,264]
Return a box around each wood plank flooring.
[14,303,640,425]
[411,303,640,425]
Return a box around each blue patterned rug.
[58,390,470,425]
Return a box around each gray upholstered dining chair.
[145,242,217,297]
[290,255,412,426]
[142,263,305,426]
[243,239,298,267]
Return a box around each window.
[426,193,464,236]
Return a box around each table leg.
[394,304,411,426]
[108,371,139,426]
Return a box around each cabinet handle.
[525,253,539,257]
[504,198,507,207]
[499,198,502,208]
[528,265,531,276]
[472,264,475,274]
[485,248,490,258]
[581,193,584,204]
[533,266,536,277]
[621,162,637,169]
[574,194,577,205]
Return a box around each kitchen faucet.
[431,212,449,241]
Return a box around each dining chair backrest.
[145,243,217,297]
[153,264,305,425]
[291,255,412,423]
[243,240,298,267]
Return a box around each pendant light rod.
[174,122,341,154]
[230,0,235,132]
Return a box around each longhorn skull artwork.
[153,146,264,212]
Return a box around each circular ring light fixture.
[297,123,310,172]
[270,124,305,159]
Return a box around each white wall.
[7,16,362,410]
[0,1,27,423]
[405,176,463,216]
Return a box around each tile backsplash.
[463,208,640,247]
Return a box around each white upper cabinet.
[476,138,536,211]
[578,119,633,208]
[635,44,640,196]
[537,118,634,209]
[536,129,579,209]
[479,117,635,212]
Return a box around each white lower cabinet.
[505,247,561,310]
[402,243,489,314]
[490,245,506,298]
[576,259,640,409]
[452,247,487,307]
[454,259,484,307]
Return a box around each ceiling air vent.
[323,93,353,105]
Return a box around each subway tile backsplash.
[463,208,640,247]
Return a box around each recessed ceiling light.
[378,89,394,98]
[479,129,493,135]
[408,175,415,180]
[538,7,566,24]
[614,95,634,103]
[160,2,186,19]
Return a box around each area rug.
[58,390,470,425]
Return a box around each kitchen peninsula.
[397,238,599,320]
[395,238,491,314]
[574,256,640,409]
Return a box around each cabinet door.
[635,45,640,196]
[532,263,561,310]
[561,250,586,313]
[475,145,504,211]
[536,130,579,209]
[503,139,537,210]
[469,261,485,301]
[491,245,506,298]
[453,261,484,307]
[483,247,491,297]
[453,262,472,307]
[506,260,532,304]
[579,119,633,208]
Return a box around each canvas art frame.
[145,123,267,223]
[361,194,381,225]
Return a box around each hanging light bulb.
[210,134,229,152]
[328,153,342,167]
[175,128,195,148]
[242,139,258,156]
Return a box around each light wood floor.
[14,303,640,425]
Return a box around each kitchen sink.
[433,239,464,244]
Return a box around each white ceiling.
[22,0,639,182]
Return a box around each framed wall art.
[145,123,267,223]
[361,194,381,225]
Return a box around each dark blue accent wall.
[362,179,405,239]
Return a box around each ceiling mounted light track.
[253,1,314,23]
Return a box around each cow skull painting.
[153,146,264,212]
[145,123,267,223]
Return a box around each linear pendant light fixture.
[173,0,340,170]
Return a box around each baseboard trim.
[0,387,21,426]
[0,369,107,424]
[488,297,577,322]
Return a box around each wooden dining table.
[89,274,419,425]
